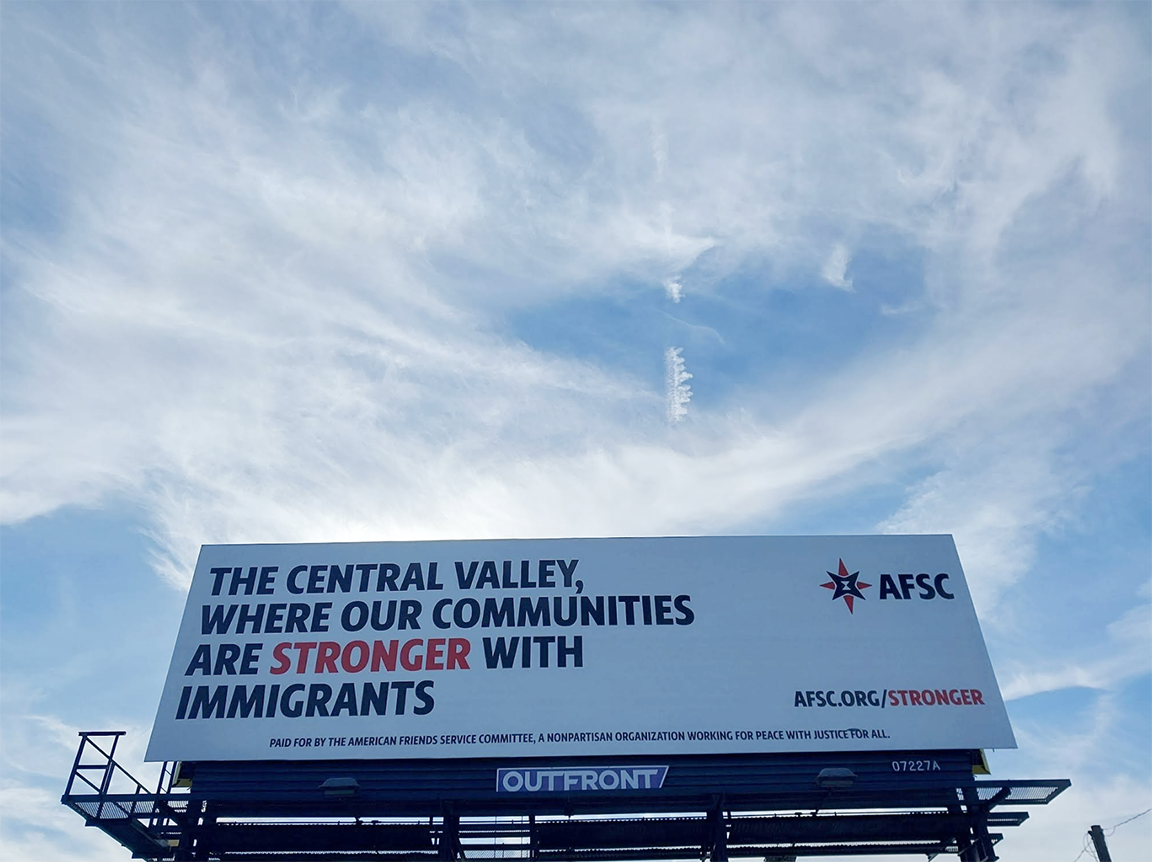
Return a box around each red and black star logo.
[821,559,871,613]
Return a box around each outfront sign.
[496,765,669,793]
[145,536,1016,761]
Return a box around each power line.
[1072,808,1151,861]
[1071,831,1093,862]
[1105,807,1151,835]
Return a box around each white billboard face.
[145,536,1016,762]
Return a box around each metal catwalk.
[62,731,1068,862]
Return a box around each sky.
[1,2,1149,860]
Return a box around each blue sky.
[1,2,1149,859]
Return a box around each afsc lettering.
[878,573,954,600]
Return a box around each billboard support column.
[971,819,997,862]
[172,802,192,861]
[438,810,460,861]
[179,806,214,862]
[959,785,1002,862]
[709,798,728,861]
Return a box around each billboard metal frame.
[62,731,1068,862]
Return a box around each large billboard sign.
[145,535,1016,762]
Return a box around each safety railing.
[61,731,185,859]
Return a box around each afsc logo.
[820,559,871,613]
[820,559,954,613]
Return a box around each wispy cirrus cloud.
[2,2,1147,590]
[999,599,1152,702]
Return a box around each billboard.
[145,535,1016,762]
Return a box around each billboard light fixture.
[814,767,857,790]
[320,777,360,797]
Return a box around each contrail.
[665,347,693,424]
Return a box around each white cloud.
[876,438,1071,616]
[999,601,1152,702]
[652,124,668,184]
[980,772,1152,862]
[820,243,853,290]
[4,4,1146,575]
[0,712,159,862]
[0,784,137,862]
